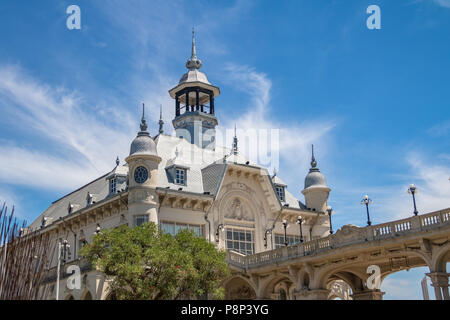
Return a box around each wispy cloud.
[0,65,135,191]
[434,0,450,8]
[218,63,336,186]
[427,120,450,137]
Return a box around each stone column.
[351,290,384,300]
[426,272,450,300]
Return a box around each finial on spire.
[116,156,120,166]
[158,104,164,134]
[186,28,202,70]
[140,103,148,132]
[191,27,197,59]
[311,144,317,168]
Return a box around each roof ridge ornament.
[140,102,148,133]
[311,144,317,169]
[186,27,202,70]
[232,124,238,155]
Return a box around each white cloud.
[218,63,336,189]
[0,65,135,191]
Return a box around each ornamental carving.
[225,198,254,221]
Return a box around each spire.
[232,124,238,155]
[140,103,148,132]
[191,27,197,60]
[158,104,164,134]
[186,27,202,70]
[309,144,320,173]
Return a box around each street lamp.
[361,195,373,226]
[282,219,288,246]
[56,239,71,300]
[407,184,419,216]
[95,224,101,235]
[326,206,333,234]
[215,224,224,243]
[264,229,272,249]
[296,216,304,243]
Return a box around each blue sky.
[0,0,449,299]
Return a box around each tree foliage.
[80,222,230,300]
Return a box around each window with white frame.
[275,185,285,202]
[175,168,186,185]
[160,221,203,237]
[226,228,254,255]
[274,233,301,248]
[134,215,149,227]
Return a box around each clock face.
[134,166,148,184]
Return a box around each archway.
[224,276,257,300]
[81,291,93,300]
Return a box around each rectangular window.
[226,228,254,255]
[275,186,285,202]
[134,215,149,227]
[110,177,117,194]
[175,168,186,185]
[274,233,301,248]
[160,221,203,237]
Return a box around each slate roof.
[30,134,305,230]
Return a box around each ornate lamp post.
[407,184,419,216]
[56,239,71,300]
[215,224,224,243]
[282,219,288,246]
[361,195,373,226]
[296,216,304,243]
[326,206,333,234]
[95,223,101,235]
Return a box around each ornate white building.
[30,33,365,300]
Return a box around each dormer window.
[110,177,117,194]
[275,185,286,202]
[175,167,186,185]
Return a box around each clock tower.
[125,104,162,225]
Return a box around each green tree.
[79,222,230,300]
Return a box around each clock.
[134,166,148,184]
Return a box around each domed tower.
[126,104,162,225]
[301,145,330,213]
[168,29,220,150]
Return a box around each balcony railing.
[227,207,450,270]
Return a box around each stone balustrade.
[227,207,450,270]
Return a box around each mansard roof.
[30,134,306,230]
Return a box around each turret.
[125,104,162,225]
[301,145,330,213]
